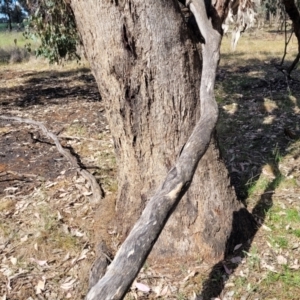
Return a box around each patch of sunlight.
[288,95,297,104]
[222,102,238,115]
[248,70,265,77]
[261,164,276,179]
[263,115,276,124]
[293,106,300,114]
[263,98,278,113]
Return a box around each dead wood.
[85,1,222,299]
[0,115,103,205]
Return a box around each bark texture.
[70,0,247,284]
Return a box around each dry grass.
[221,29,299,62]
[0,32,36,64]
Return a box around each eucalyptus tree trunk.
[70,0,250,271]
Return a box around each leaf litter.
[0,62,114,299]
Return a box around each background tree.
[0,0,13,31]
[11,3,26,24]
[24,0,80,63]
[17,0,30,12]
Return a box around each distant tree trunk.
[4,0,12,31]
[282,0,300,75]
[70,0,253,266]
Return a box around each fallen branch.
[0,115,102,204]
[86,0,221,299]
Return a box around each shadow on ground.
[0,66,105,197]
[0,67,100,108]
[199,56,300,299]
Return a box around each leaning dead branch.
[86,1,221,299]
[0,115,102,204]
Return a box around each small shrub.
[0,48,10,63]
[0,47,31,64]
[9,47,30,64]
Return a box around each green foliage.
[285,208,300,222]
[266,266,300,288]
[24,0,80,63]
[292,229,300,238]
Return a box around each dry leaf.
[290,264,300,270]
[20,235,28,243]
[183,270,198,282]
[35,277,46,294]
[62,224,69,234]
[62,252,70,262]
[226,290,235,297]
[160,285,169,296]
[77,249,89,262]
[262,224,272,232]
[266,241,272,248]
[0,294,6,300]
[60,278,77,290]
[30,258,48,267]
[72,229,85,237]
[261,261,277,272]
[230,256,242,264]
[57,211,63,221]
[190,292,199,300]
[234,244,242,251]
[135,282,150,293]
[10,257,17,266]
[277,255,287,265]
[83,191,93,196]
[292,243,299,250]
[223,263,232,275]
[152,284,162,296]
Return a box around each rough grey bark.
[69,0,250,298]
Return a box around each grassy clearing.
[0,30,40,64]
[0,31,27,48]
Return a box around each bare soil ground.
[0,60,116,300]
[0,31,300,300]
